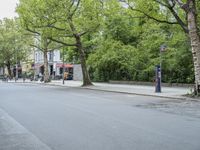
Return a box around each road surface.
[0,83,200,150]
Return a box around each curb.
[2,81,199,101]
[82,87,188,100]
[15,81,193,101]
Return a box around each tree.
[122,0,200,94]
[87,1,151,82]
[86,0,193,84]
[87,39,147,81]
[17,0,103,86]
[0,18,30,77]
[41,0,103,86]
[17,0,62,82]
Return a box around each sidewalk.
[47,80,192,100]
[1,79,193,100]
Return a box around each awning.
[56,63,73,68]
[34,64,44,68]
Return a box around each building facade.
[34,49,74,79]
[35,50,59,76]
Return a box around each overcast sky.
[0,0,19,19]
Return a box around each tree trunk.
[42,36,50,83]
[68,18,92,86]
[6,61,12,77]
[187,0,200,94]
[75,34,93,86]
[3,66,5,76]
[43,50,50,82]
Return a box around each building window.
[49,52,53,62]
[35,53,38,62]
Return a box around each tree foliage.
[0,18,31,77]
[87,0,195,84]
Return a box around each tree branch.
[128,6,178,24]
[48,45,65,51]
[168,6,189,33]
[30,44,43,51]
[78,24,100,36]
[26,26,41,36]
[47,37,76,47]
[125,0,189,33]
[175,0,192,12]
[169,0,176,8]
[153,0,169,8]
[47,39,52,46]
[68,0,81,19]
[47,24,66,31]
[69,0,75,10]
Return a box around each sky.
[0,0,19,20]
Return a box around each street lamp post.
[15,48,18,82]
[160,44,167,84]
[62,48,65,85]
[14,35,18,82]
[73,56,75,64]
[34,48,36,81]
[155,65,161,93]
[155,44,166,93]
[16,62,18,81]
[3,61,6,76]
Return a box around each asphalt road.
[0,83,200,150]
